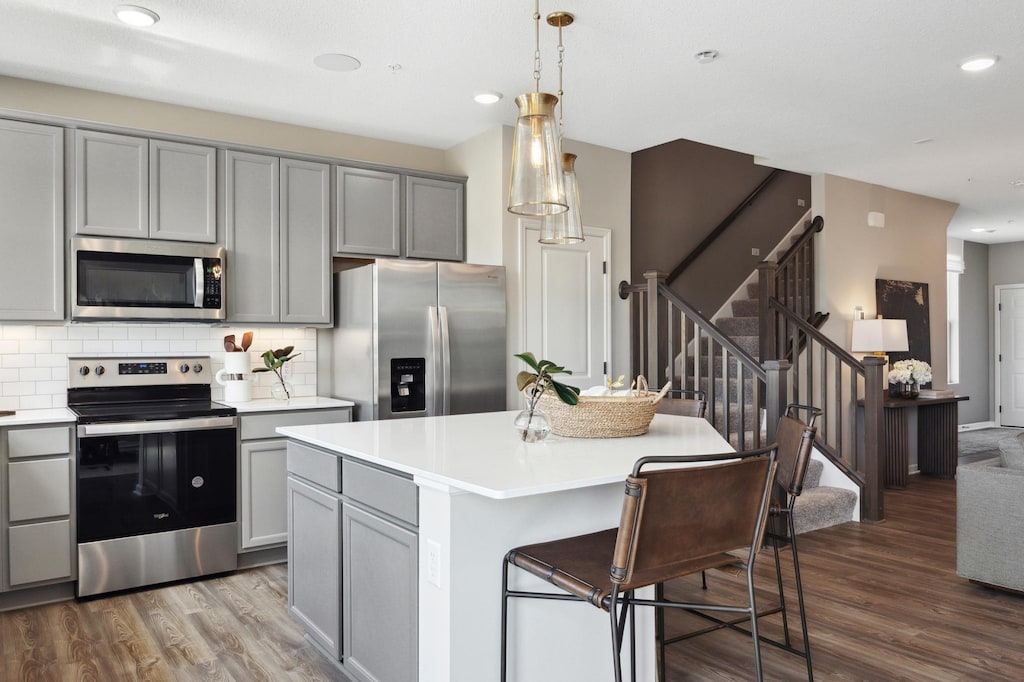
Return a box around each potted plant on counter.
[514,352,580,442]
[253,346,301,400]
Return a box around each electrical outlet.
[751,247,760,256]
[797,198,806,207]
[427,540,442,587]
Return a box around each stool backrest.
[656,389,707,419]
[610,448,777,589]
[775,403,822,502]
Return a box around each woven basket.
[537,378,666,438]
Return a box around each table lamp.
[852,318,909,360]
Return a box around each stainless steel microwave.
[71,237,225,321]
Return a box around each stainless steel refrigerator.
[317,259,507,420]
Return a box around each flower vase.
[272,380,294,401]
[900,381,919,399]
[888,383,901,398]
[514,405,551,442]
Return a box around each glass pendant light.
[539,11,585,243]
[507,1,567,216]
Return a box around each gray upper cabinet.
[334,167,464,261]
[405,175,465,262]
[149,139,217,243]
[335,166,401,257]
[281,158,331,325]
[223,151,330,325]
[0,119,64,321]
[74,129,149,238]
[223,150,280,323]
[75,130,217,242]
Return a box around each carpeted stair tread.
[803,458,824,488]
[731,298,759,317]
[716,316,759,336]
[793,486,858,534]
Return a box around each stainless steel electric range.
[68,356,238,597]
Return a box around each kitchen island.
[279,410,732,682]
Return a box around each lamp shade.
[851,318,909,353]
[539,153,584,243]
[507,92,567,216]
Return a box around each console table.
[880,395,968,488]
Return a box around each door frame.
[517,221,612,386]
[993,283,1024,426]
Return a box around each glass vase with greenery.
[514,352,580,441]
[253,346,301,400]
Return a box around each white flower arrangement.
[887,359,932,385]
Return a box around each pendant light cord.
[556,23,565,144]
[532,0,542,92]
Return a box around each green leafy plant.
[515,352,580,441]
[253,346,301,399]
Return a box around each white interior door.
[522,223,610,391]
[997,285,1024,426]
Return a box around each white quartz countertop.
[0,408,77,426]
[222,396,354,413]
[278,410,734,499]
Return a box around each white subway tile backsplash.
[19,340,52,354]
[127,327,157,340]
[52,340,84,354]
[2,354,35,369]
[82,340,114,354]
[19,367,51,381]
[0,323,320,410]
[19,394,53,410]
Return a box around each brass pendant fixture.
[539,10,585,244]
[507,1,567,216]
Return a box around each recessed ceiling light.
[313,53,361,72]
[114,5,159,27]
[913,138,934,145]
[474,91,503,105]
[960,55,998,72]
[694,50,719,64]
[1011,179,1024,187]
[970,227,997,233]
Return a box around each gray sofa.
[956,434,1024,592]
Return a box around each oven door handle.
[77,416,238,438]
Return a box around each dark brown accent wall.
[631,138,811,318]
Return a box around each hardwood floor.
[0,563,348,681]
[661,476,1024,680]
[2,476,1021,680]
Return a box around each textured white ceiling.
[2,0,1022,242]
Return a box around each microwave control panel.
[203,259,223,309]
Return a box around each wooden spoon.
[224,334,237,352]
[241,331,253,352]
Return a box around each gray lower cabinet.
[335,165,465,262]
[2,424,75,591]
[224,151,331,324]
[239,407,350,551]
[342,502,418,682]
[286,441,418,681]
[287,475,342,658]
[74,129,217,242]
[0,119,64,321]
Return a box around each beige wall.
[0,75,447,172]
[813,174,958,386]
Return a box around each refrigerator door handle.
[438,305,452,415]
[429,305,443,416]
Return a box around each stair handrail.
[621,271,789,450]
[768,297,886,521]
[775,214,823,268]
[665,168,782,286]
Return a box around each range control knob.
[179,363,191,374]
[192,362,204,374]
[94,365,105,376]
[78,366,90,376]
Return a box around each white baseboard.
[959,421,997,432]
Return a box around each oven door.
[76,416,237,544]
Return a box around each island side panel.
[417,480,655,682]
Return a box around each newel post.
[762,359,790,444]
[862,356,886,522]
[643,270,665,386]
[757,262,778,363]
